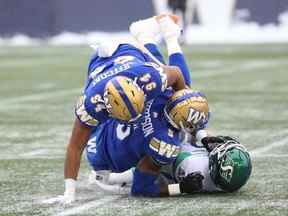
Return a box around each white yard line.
[253,154,288,158]
[250,136,288,156]
[193,59,288,78]
[55,196,118,216]
[0,88,81,109]
[19,149,50,157]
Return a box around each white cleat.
[158,15,182,41]
[88,170,111,185]
[129,17,159,43]
[129,14,179,44]
[88,170,97,185]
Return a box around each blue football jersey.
[75,44,167,128]
[86,89,182,173]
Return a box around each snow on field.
[0,20,288,46]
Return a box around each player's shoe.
[88,170,111,185]
[88,170,97,185]
[129,14,179,44]
[157,15,182,42]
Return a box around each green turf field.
[0,44,287,216]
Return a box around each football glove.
[42,179,76,205]
[179,172,204,194]
[201,136,238,152]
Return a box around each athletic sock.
[167,38,191,86]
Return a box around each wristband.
[168,184,181,196]
[64,178,76,195]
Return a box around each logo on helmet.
[219,156,234,183]
[104,76,145,122]
[209,139,252,192]
[164,89,209,133]
[187,108,207,125]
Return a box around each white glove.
[42,179,76,205]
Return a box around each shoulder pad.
[75,95,99,127]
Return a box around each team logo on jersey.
[75,95,98,126]
[149,137,180,158]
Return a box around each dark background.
[0,0,287,37]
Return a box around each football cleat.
[129,14,179,44]
[209,138,252,192]
[164,89,209,133]
[104,76,145,122]
[157,15,182,41]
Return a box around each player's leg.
[130,16,166,64]
[158,16,192,86]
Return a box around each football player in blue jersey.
[84,88,210,197]
[53,14,198,203]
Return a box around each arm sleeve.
[169,53,191,86]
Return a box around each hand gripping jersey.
[75,44,167,128]
[86,89,181,173]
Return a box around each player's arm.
[131,155,203,197]
[194,129,238,152]
[162,65,187,91]
[46,118,92,205]
[63,118,92,202]
[65,118,92,179]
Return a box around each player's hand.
[41,193,75,205]
[202,136,237,152]
[201,136,226,152]
[179,172,204,194]
[42,178,76,205]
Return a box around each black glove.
[179,172,204,194]
[202,136,238,152]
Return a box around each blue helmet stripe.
[166,92,206,113]
[111,78,138,118]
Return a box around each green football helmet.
[209,138,252,192]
